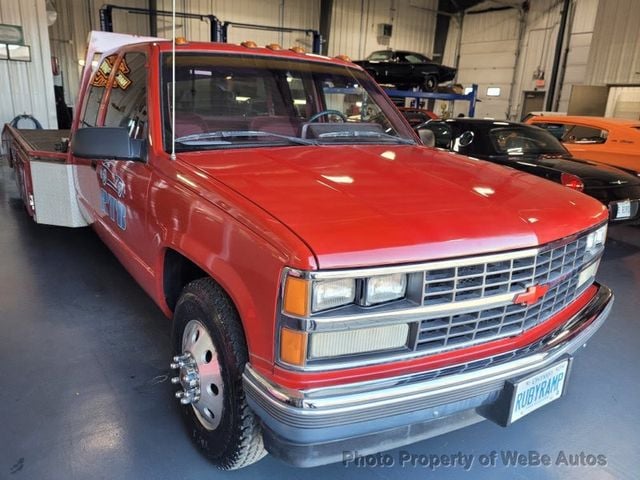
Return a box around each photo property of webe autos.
[3,32,613,470]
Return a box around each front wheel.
[170,278,266,470]
[422,75,438,92]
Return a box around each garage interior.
[1,0,639,478]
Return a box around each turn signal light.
[283,276,309,317]
[280,328,308,366]
[241,40,258,48]
[290,46,306,54]
[560,172,584,192]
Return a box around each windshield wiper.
[317,130,415,144]
[175,130,314,146]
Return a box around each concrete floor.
[1,158,639,480]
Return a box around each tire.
[422,75,438,92]
[171,278,266,470]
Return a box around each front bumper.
[244,283,613,467]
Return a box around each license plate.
[509,360,569,423]
[616,200,631,219]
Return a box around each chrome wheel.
[171,319,224,430]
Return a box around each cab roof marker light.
[241,40,258,48]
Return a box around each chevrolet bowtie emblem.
[514,284,549,306]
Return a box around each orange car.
[525,115,640,171]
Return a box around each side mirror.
[71,127,144,161]
[418,128,435,147]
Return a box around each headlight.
[312,278,356,312]
[364,273,407,305]
[585,224,607,257]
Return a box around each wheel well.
[163,249,207,311]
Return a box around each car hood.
[181,145,607,269]
[533,155,640,187]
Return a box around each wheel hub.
[170,352,200,404]
[170,319,224,430]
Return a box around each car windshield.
[489,126,568,156]
[162,52,415,151]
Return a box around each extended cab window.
[81,54,118,127]
[104,53,147,139]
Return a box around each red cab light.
[560,172,584,192]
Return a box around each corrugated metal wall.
[442,0,600,119]
[446,6,521,118]
[0,0,57,128]
[556,0,599,113]
[586,0,640,85]
[328,0,437,59]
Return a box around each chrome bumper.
[244,283,613,467]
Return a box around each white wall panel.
[0,0,57,129]
[327,0,437,60]
[444,0,600,119]
[452,7,520,119]
[586,0,640,86]
[51,0,320,105]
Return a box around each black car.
[417,118,640,223]
[354,50,457,92]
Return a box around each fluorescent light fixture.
[487,87,501,97]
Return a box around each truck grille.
[415,236,589,353]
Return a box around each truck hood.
[181,145,607,269]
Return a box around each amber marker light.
[283,275,309,316]
[280,328,308,366]
[266,43,282,50]
[290,46,306,54]
[334,54,352,62]
[175,37,188,45]
[241,40,258,48]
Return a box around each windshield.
[161,53,415,151]
[489,126,568,156]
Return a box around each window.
[367,51,392,62]
[161,53,415,150]
[401,53,430,64]
[489,126,567,156]
[104,53,148,139]
[561,124,608,144]
[533,122,566,140]
[420,121,453,149]
[81,54,118,127]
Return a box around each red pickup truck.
[3,32,613,470]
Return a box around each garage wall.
[441,0,599,120]
[586,0,640,86]
[50,0,320,107]
[0,0,57,129]
[443,5,521,119]
[327,0,437,59]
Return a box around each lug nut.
[180,397,192,405]
[171,376,181,384]
[175,390,186,399]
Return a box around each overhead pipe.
[545,0,571,111]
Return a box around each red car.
[4,32,612,470]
